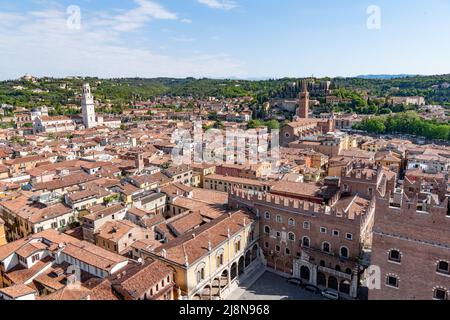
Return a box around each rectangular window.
[332,230,340,237]
[320,227,327,234]
[387,276,398,288]
[346,233,353,240]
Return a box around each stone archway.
[339,280,351,295]
[211,278,221,297]
[300,266,311,282]
[317,272,327,287]
[230,263,238,281]
[238,256,245,275]
[201,285,212,300]
[220,269,229,289]
[251,244,258,261]
[245,250,252,267]
[328,276,338,291]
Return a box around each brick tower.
[297,80,310,119]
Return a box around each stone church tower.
[82,83,96,129]
[297,80,310,119]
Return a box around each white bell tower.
[82,83,96,128]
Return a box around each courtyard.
[234,271,326,300]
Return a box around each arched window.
[288,218,295,226]
[265,212,270,220]
[302,236,310,248]
[319,260,326,267]
[303,221,310,230]
[340,246,349,258]
[437,261,450,274]
[288,232,295,242]
[434,288,448,300]
[234,239,241,253]
[234,237,241,254]
[196,263,206,284]
[345,268,352,275]
[264,226,271,235]
[216,252,224,268]
[275,245,281,252]
[322,242,331,253]
[276,215,283,223]
[388,250,401,263]
[285,248,290,255]
[335,265,341,272]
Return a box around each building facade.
[369,178,450,300]
[82,83,97,129]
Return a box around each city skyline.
[1,0,450,80]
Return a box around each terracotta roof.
[96,220,138,242]
[156,210,255,266]
[89,279,118,300]
[169,211,204,235]
[15,242,47,258]
[142,215,165,229]
[110,260,173,299]
[191,188,228,205]
[84,204,125,221]
[62,242,127,273]
[33,172,100,191]
[206,174,269,187]
[172,197,225,219]
[333,195,371,220]
[39,285,92,300]
[0,284,36,299]
[127,207,150,218]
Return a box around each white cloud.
[96,0,178,32]
[197,0,238,10]
[0,3,245,80]
[181,18,193,24]
[171,36,196,42]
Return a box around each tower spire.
[82,83,97,129]
[297,80,310,119]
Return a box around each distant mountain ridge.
[356,74,419,80]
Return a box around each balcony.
[318,266,352,281]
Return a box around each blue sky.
[0,0,449,80]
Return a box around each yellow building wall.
[184,223,257,296]
[0,223,6,246]
[151,221,259,299]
